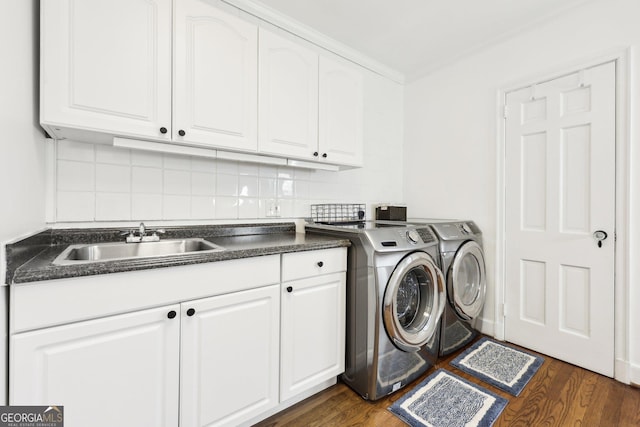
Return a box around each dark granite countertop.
[6,223,350,284]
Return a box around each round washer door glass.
[383,252,445,352]
[449,240,486,320]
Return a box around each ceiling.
[253,0,597,81]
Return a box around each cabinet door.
[10,305,180,427]
[319,56,364,166]
[40,0,172,140]
[174,0,258,152]
[281,272,346,401]
[258,29,318,159]
[180,285,280,426]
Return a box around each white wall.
[50,70,404,225]
[404,0,639,383]
[0,0,47,404]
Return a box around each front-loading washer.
[306,221,446,400]
[426,220,487,356]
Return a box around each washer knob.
[406,230,420,244]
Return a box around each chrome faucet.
[122,222,165,243]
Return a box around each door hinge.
[503,105,509,119]
[500,303,506,318]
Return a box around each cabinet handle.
[313,152,319,157]
[167,310,177,319]
[178,129,186,137]
[159,127,168,134]
[322,153,328,158]
[186,308,196,316]
[317,261,324,267]
[286,286,293,293]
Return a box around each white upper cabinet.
[258,29,318,159]
[40,0,172,141]
[174,0,258,151]
[319,55,364,167]
[40,1,363,168]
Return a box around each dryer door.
[383,252,446,352]
[448,240,486,321]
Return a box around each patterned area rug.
[388,369,508,427]
[450,337,544,396]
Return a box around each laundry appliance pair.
[306,219,486,400]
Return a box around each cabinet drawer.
[282,247,346,282]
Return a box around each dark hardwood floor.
[255,339,640,426]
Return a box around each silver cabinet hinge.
[503,105,509,118]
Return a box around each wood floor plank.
[255,338,640,427]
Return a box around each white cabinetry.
[11,304,181,427]
[319,56,364,167]
[41,1,363,168]
[280,248,346,401]
[180,285,279,427]
[174,0,258,151]
[40,0,172,141]
[9,248,346,426]
[258,29,318,159]
[259,29,364,167]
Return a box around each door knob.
[593,230,608,248]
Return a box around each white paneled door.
[504,61,615,376]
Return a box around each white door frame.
[495,48,631,383]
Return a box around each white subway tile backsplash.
[131,150,163,167]
[163,195,191,219]
[191,172,216,196]
[163,154,191,170]
[278,199,294,217]
[238,162,259,176]
[191,196,215,219]
[215,196,238,218]
[278,179,294,198]
[96,164,130,192]
[96,192,131,220]
[259,178,277,198]
[259,164,278,178]
[57,191,95,221]
[96,145,131,165]
[238,197,259,219]
[216,173,238,197]
[191,157,216,173]
[238,175,258,198]
[294,180,310,199]
[57,140,95,162]
[277,167,294,179]
[57,160,95,192]
[164,170,191,195]
[132,167,163,194]
[217,159,238,174]
[132,194,163,220]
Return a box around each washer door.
[448,240,486,321]
[383,252,446,352]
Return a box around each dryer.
[428,221,487,356]
[306,221,446,400]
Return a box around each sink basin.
[53,238,224,265]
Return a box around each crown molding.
[221,0,405,84]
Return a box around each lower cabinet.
[180,285,280,426]
[11,304,182,427]
[280,272,346,401]
[9,248,346,427]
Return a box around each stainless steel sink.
[53,238,224,265]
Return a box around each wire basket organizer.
[311,203,366,224]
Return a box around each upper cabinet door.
[258,29,318,160]
[40,0,172,140]
[173,0,258,152]
[319,56,364,167]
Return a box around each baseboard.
[475,316,495,338]
[614,358,630,384]
[630,362,640,388]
